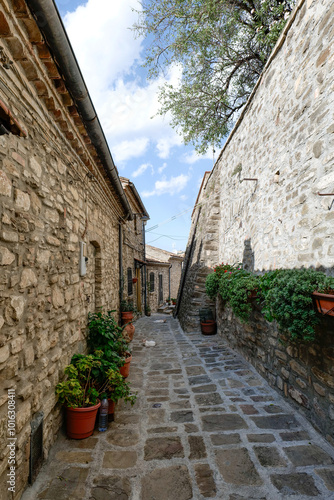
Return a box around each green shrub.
[205,264,334,343]
[88,311,130,367]
[258,268,334,342]
[205,262,236,300]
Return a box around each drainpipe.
[169,264,172,301]
[119,222,123,322]
[25,0,132,220]
[142,219,147,314]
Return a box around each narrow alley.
[22,315,334,500]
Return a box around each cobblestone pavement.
[22,315,334,500]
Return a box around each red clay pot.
[121,311,133,325]
[200,320,217,335]
[66,402,101,439]
[312,291,334,317]
[120,354,132,378]
[108,400,115,422]
[123,322,135,341]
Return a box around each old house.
[177,0,334,442]
[120,177,149,314]
[146,245,184,313]
[0,0,136,496]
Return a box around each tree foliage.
[134,0,296,153]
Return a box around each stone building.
[120,177,149,314]
[177,0,334,443]
[146,245,183,313]
[0,1,136,497]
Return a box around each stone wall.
[178,0,334,441]
[169,256,183,300]
[177,170,220,331]
[217,297,334,445]
[179,0,334,331]
[214,0,334,271]
[0,3,127,498]
[122,214,145,312]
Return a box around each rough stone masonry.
[177,0,334,445]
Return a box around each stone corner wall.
[177,168,220,331]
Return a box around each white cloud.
[112,138,149,163]
[64,0,142,94]
[158,163,167,174]
[180,194,188,201]
[142,174,190,198]
[132,162,154,178]
[156,133,183,159]
[182,149,214,164]
[63,2,184,164]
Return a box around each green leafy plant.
[104,368,137,405]
[205,262,236,300]
[88,311,130,367]
[205,264,334,342]
[75,351,137,406]
[55,354,101,408]
[120,300,136,313]
[225,269,259,322]
[258,269,334,342]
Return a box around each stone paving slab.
[22,314,334,500]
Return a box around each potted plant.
[145,305,151,316]
[132,277,138,284]
[312,281,334,317]
[55,354,101,439]
[171,298,177,305]
[199,308,216,335]
[88,311,131,369]
[120,300,135,324]
[88,350,137,419]
[104,368,137,412]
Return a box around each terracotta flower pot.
[132,277,138,283]
[123,322,135,342]
[200,320,217,335]
[312,291,334,317]
[108,400,115,414]
[120,354,132,378]
[121,311,133,325]
[66,401,101,439]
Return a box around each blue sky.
[54,0,215,252]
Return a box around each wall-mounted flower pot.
[66,402,101,439]
[200,320,217,335]
[120,353,132,378]
[132,278,138,283]
[312,292,334,317]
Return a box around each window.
[149,272,155,292]
[127,268,133,295]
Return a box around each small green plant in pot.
[55,354,102,439]
[120,300,136,324]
